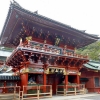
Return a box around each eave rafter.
[6,46,88,69]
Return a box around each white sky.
[0,0,100,36]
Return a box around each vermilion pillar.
[43,73,47,85]
[77,75,80,84]
[43,71,47,92]
[20,73,28,93]
[65,75,68,90]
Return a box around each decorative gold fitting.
[44,68,49,74]
[51,69,54,73]
[26,36,32,41]
[63,69,67,75]
[78,72,81,76]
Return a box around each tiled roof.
[0,76,20,81]
[84,60,100,70]
[0,1,99,48]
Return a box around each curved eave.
[6,47,89,67]
[84,61,100,71]
[0,3,12,40]
[11,3,99,40]
[0,1,99,48]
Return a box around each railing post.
[21,91,23,100]
[19,87,20,100]
[56,85,57,95]
[50,86,52,97]
[75,86,76,95]
[37,86,39,100]
[13,91,15,100]
[64,88,66,96]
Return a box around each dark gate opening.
[68,75,77,84]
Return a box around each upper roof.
[0,1,99,48]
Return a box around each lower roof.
[0,76,20,81]
[84,60,100,70]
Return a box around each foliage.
[76,41,100,60]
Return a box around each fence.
[56,84,85,96]
[22,85,52,100]
[0,86,20,100]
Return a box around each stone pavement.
[40,93,100,100]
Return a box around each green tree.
[76,41,100,60]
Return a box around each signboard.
[29,68,44,73]
[67,70,78,74]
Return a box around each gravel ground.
[82,95,100,100]
[40,93,100,100]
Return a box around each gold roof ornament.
[55,38,60,46]
[26,36,32,41]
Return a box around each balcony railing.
[56,84,85,96]
[18,41,88,59]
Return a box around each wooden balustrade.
[0,85,52,100]
[22,85,52,100]
[56,84,85,96]
[18,41,88,59]
[0,86,20,100]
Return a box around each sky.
[0,0,100,36]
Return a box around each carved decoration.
[55,38,60,46]
[20,68,29,74]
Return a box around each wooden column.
[65,75,68,89]
[65,75,68,85]
[77,75,80,84]
[43,68,47,93]
[53,74,58,94]
[20,73,28,93]
[4,81,6,93]
[63,75,68,95]
[43,72,47,85]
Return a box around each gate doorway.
[68,75,77,84]
[48,73,64,94]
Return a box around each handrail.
[56,84,85,96]
[22,85,52,100]
[18,40,88,59]
[0,86,20,100]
